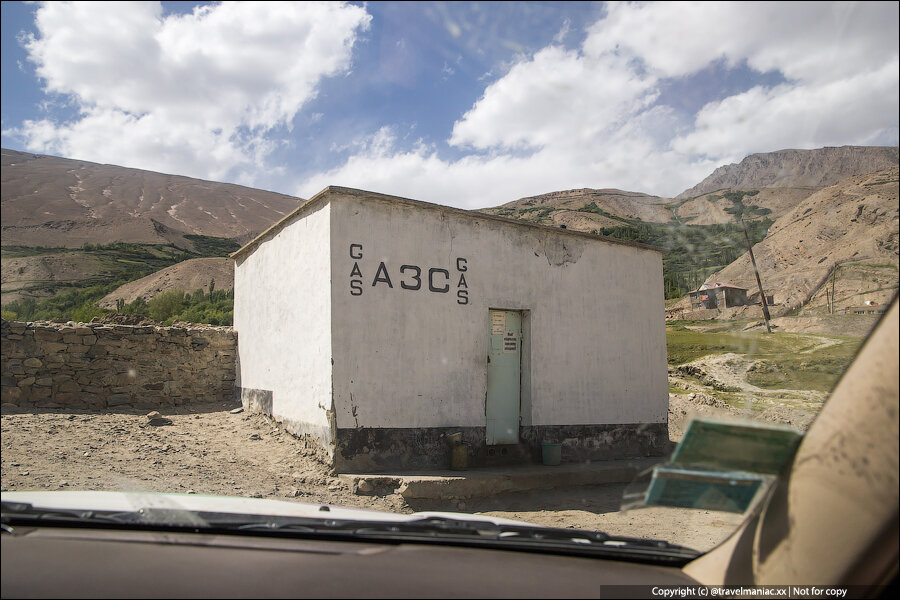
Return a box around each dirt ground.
[1,392,776,553]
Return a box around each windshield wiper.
[1,503,698,563]
[336,516,697,561]
[1,501,147,527]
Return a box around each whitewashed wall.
[328,192,667,431]
[233,201,333,441]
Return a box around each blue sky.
[2,1,898,208]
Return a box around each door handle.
[487,355,491,364]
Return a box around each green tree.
[148,290,186,322]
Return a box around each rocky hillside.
[481,188,674,229]
[98,258,234,308]
[1,149,301,248]
[704,168,899,312]
[675,187,816,225]
[676,146,899,200]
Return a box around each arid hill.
[98,258,234,308]
[675,187,817,225]
[1,252,111,305]
[703,168,899,312]
[1,149,302,248]
[676,146,899,200]
[481,188,674,228]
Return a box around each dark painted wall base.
[236,385,668,473]
[332,423,669,474]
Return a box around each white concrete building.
[233,187,668,472]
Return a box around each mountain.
[1,149,302,248]
[702,167,899,312]
[676,146,899,200]
[3,145,898,319]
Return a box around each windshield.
[1,0,898,559]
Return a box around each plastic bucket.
[450,443,469,470]
[541,443,562,466]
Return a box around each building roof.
[231,186,663,261]
[689,282,750,294]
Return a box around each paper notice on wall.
[503,334,518,353]
[491,312,505,334]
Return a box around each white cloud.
[673,58,900,157]
[449,45,658,151]
[305,1,897,204]
[9,1,370,184]
[299,120,716,208]
[584,1,898,84]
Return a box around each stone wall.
[1,320,236,410]
[668,305,768,321]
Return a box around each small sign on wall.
[503,333,518,353]
[491,312,505,335]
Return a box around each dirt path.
[1,395,786,553]
[797,334,842,354]
[0,403,405,514]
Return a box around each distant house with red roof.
[688,282,750,310]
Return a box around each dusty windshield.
[1,1,898,554]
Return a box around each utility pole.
[741,219,772,333]
[830,266,837,315]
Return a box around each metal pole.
[741,219,772,334]
[830,266,837,315]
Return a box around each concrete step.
[338,457,663,500]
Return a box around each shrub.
[148,290,186,322]
[72,302,108,323]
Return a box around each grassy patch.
[666,324,862,393]
[184,234,241,257]
[745,352,858,392]
[713,390,765,411]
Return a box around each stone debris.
[229,407,243,414]
[356,479,374,495]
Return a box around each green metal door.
[486,310,521,445]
